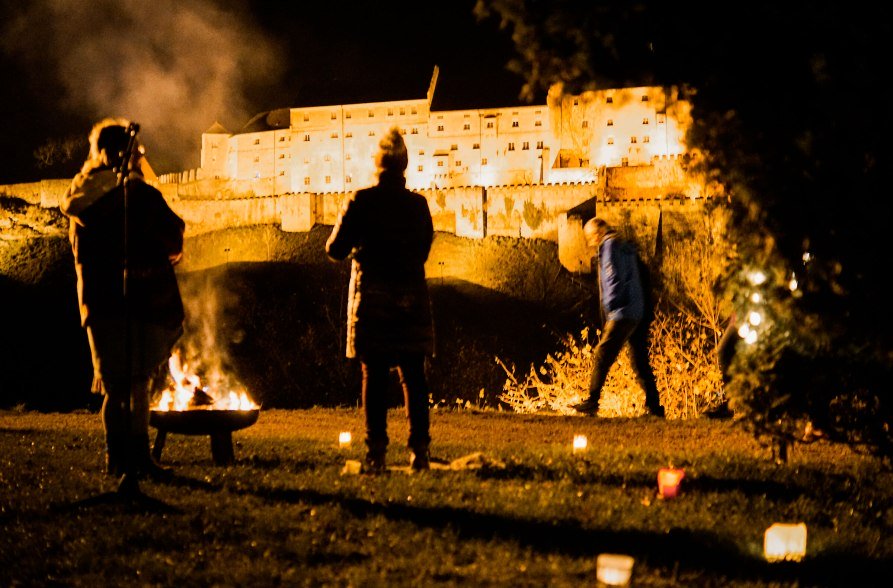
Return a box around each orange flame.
[154,351,258,411]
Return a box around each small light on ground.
[657,467,685,499]
[338,431,352,447]
[764,522,807,562]
[572,434,588,453]
[596,553,634,586]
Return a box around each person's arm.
[325,193,361,261]
[599,239,624,320]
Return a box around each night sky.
[0,0,530,183]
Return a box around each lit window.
[411,107,417,114]
[657,114,666,124]
[303,114,309,121]
[331,132,338,138]
[582,120,589,128]
[418,150,425,156]
[279,136,286,142]
[368,130,375,136]
[536,141,543,149]
[411,128,418,134]
[522,141,529,150]
[345,112,351,119]
[304,176,310,185]
[455,160,462,166]
[607,137,614,145]
[331,112,337,120]
[368,111,374,117]
[279,170,285,176]
[621,157,629,166]
[450,144,458,151]
[279,153,285,159]
[573,98,579,106]
[512,121,519,127]
[346,175,352,183]
[325,175,331,184]
[482,158,488,165]
[253,156,259,162]
[631,136,638,144]
[437,125,444,131]
[643,136,650,143]
[463,123,471,130]
[642,95,649,102]
[508,142,515,151]
[437,161,444,167]
[253,139,260,145]
[345,132,352,138]
[388,109,394,116]
[304,134,310,141]
[606,96,613,104]
[642,118,649,125]
[486,122,494,129]
[535,120,542,127]
[324,154,331,162]
[345,153,351,160]
[418,165,423,172]
[400,108,405,115]
[607,120,614,127]
[472,143,480,149]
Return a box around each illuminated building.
[197,67,690,194]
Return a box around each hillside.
[1,197,589,411]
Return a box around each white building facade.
[197,69,690,194]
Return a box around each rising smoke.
[2,0,283,173]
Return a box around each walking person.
[326,127,435,473]
[571,218,665,417]
[61,118,186,493]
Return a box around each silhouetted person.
[61,118,185,492]
[571,218,665,417]
[326,127,435,473]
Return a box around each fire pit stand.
[150,408,260,466]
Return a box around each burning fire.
[154,352,257,412]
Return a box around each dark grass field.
[1,409,890,586]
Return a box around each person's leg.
[573,320,636,414]
[361,357,390,471]
[100,383,129,476]
[397,354,430,469]
[628,319,664,416]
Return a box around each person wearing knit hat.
[326,127,435,473]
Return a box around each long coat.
[325,172,434,360]
[61,167,185,331]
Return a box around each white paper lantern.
[596,553,634,586]
[338,431,352,447]
[764,522,807,562]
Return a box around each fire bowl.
[149,408,260,465]
[150,408,259,436]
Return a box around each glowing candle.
[764,523,807,562]
[657,467,685,499]
[572,434,588,453]
[338,431,352,447]
[596,553,634,586]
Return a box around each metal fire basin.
[149,408,260,466]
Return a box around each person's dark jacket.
[61,166,185,330]
[597,232,647,322]
[325,171,434,359]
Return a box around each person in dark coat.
[61,118,185,492]
[571,218,665,417]
[326,127,435,473]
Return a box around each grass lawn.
[1,408,890,586]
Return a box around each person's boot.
[409,445,430,471]
[364,439,387,475]
[570,396,600,416]
[132,434,172,480]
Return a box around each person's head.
[583,217,613,249]
[375,127,408,175]
[87,117,142,169]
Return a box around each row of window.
[573,95,649,105]
[300,106,420,122]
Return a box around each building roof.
[237,108,291,134]
[204,121,230,135]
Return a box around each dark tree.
[476,0,893,458]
